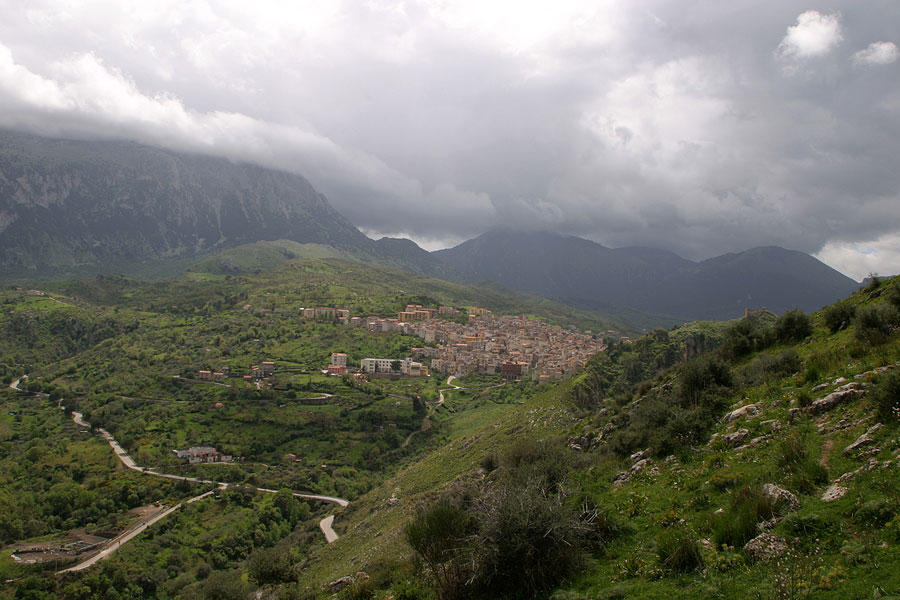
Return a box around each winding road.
[55,405,348,573]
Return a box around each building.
[331,353,347,367]
[360,358,397,374]
[173,446,232,464]
[260,361,275,376]
[327,365,348,376]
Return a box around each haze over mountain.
[0,130,861,326]
[434,230,859,322]
[0,130,453,279]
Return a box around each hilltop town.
[313,304,605,381]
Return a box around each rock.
[722,403,760,423]
[808,388,865,415]
[744,533,789,561]
[760,419,782,432]
[714,508,725,515]
[329,576,355,592]
[844,433,876,455]
[612,471,632,487]
[630,449,650,463]
[821,484,848,502]
[723,428,750,446]
[811,382,829,393]
[631,458,652,473]
[761,484,800,513]
[833,377,848,385]
[788,407,802,423]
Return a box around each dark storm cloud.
[0,1,898,277]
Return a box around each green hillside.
[295,278,900,599]
[2,261,898,600]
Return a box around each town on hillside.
[197,304,606,384]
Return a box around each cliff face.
[0,130,371,272]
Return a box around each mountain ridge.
[433,229,859,323]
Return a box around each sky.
[0,1,898,280]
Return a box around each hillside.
[434,229,860,325]
[293,278,900,599]
[2,258,898,599]
[0,130,455,282]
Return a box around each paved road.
[69,410,347,542]
[57,489,216,574]
[319,514,338,543]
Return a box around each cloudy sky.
[1,1,898,279]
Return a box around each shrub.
[823,303,856,333]
[656,526,704,573]
[713,487,775,548]
[479,452,499,472]
[721,315,773,360]
[779,430,828,494]
[739,350,801,386]
[872,371,900,424]
[853,500,896,528]
[888,281,900,310]
[470,477,589,597]
[404,498,476,600]
[854,304,899,344]
[775,309,812,343]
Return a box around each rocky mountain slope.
[0,130,457,281]
[434,229,859,323]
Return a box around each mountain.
[0,129,454,280]
[433,229,859,323]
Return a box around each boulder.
[808,388,865,415]
[744,533,789,561]
[723,428,750,446]
[821,484,847,502]
[843,423,884,455]
[761,483,800,513]
[722,403,759,423]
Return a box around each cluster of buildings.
[410,315,604,380]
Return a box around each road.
[318,514,338,543]
[9,376,24,391]
[69,410,347,542]
[56,489,216,574]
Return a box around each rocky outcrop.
[744,533,789,561]
[807,383,866,415]
[722,403,760,423]
[761,484,800,514]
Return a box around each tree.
[391,360,403,373]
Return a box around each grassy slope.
[298,281,900,598]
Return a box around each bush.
[854,304,899,344]
[779,430,828,494]
[713,487,775,548]
[775,309,812,343]
[470,477,589,597]
[404,498,476,600]
[888,281,900,310]
[823,303,856,333]
[853,500,896,528]
[872,371,900,424]
[738,350,801,387]
[656,526,703,573]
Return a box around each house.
[331,353,347,366]
[174,446,232,464]
[260,361,275,376]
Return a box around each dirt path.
[820,439,834,468]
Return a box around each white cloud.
[853,41,899,66]
[777,11,843,60]
[815,233,900,281]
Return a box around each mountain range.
[0,130,859,326]
[433,230,859,323]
